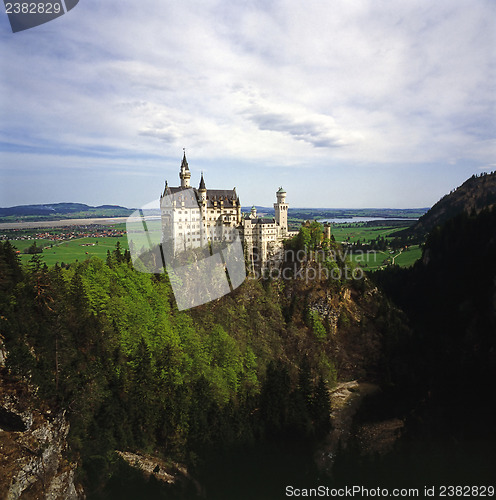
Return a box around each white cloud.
[0,0,495,206]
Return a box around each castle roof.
[204,189,238,208]
[181,151,190,171]
[244,216,276,225]
[163,186,190,195]
[162,153,239,208]
[277,186,286,194]
[161,185,239,208]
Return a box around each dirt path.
[391,249,403,265]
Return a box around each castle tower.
[274,187,288,234]
[179,151,191,188]
[198,172,207,202]
[324,223,331,241]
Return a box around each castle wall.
[161,155,290,266]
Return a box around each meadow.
[330,223,408,243]
[7,220,422,269]
[12,236,129,266]
[350,245,422,270]
[331,221,422,270]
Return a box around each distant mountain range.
[0,203,134,220]
[6,174,495,227]
[406,171,496,237]
[1,203,427,219]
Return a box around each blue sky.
[0,0,495,209]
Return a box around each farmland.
[350,245,422,270]
[3,218,422,270]
[330,222,410,244]
[11,236,129,267]
[327,219,422,270]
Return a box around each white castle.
[160,152,296,264]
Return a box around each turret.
[198,172,207,202]
[276,186,286,204]
[324,223,331,241]
[274,187,288,234]
[179,151,191,188]
[161,180,169,199]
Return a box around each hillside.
[0,235,404,497]
[372,205,496,439]
[2,203,495,495]
[407,171,496,238]
[0,203,133,221]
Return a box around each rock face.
[315,381,405,474]
[0,368,84,500]
[354,418,404,456]
[115,451,179,484]
[115,450,204,497]
[314,381,380,473]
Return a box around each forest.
[371,206,496,439]
[0,237,346,496]
[1,204,495,497]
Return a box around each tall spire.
[199,171,206,190]
[181,149,189,171]
[198,171,207,203]
[179,150,191,188]
[161,179,169,198]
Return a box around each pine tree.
[311,377,331,436]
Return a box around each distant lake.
[318,217,418,224]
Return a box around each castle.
[160,152,296,264]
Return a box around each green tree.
[311,377,331,436]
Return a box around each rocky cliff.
[0,364,84,500]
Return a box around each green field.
[392,245,422,267]
[331,224,407,243]
[11,236,129,266]
[7,220,422,269]
[351,250,390,269]
[325,221,422,269]
[350,245,422,270]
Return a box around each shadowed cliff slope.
[406,171,496,239]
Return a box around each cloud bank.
[0,0,494,206]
